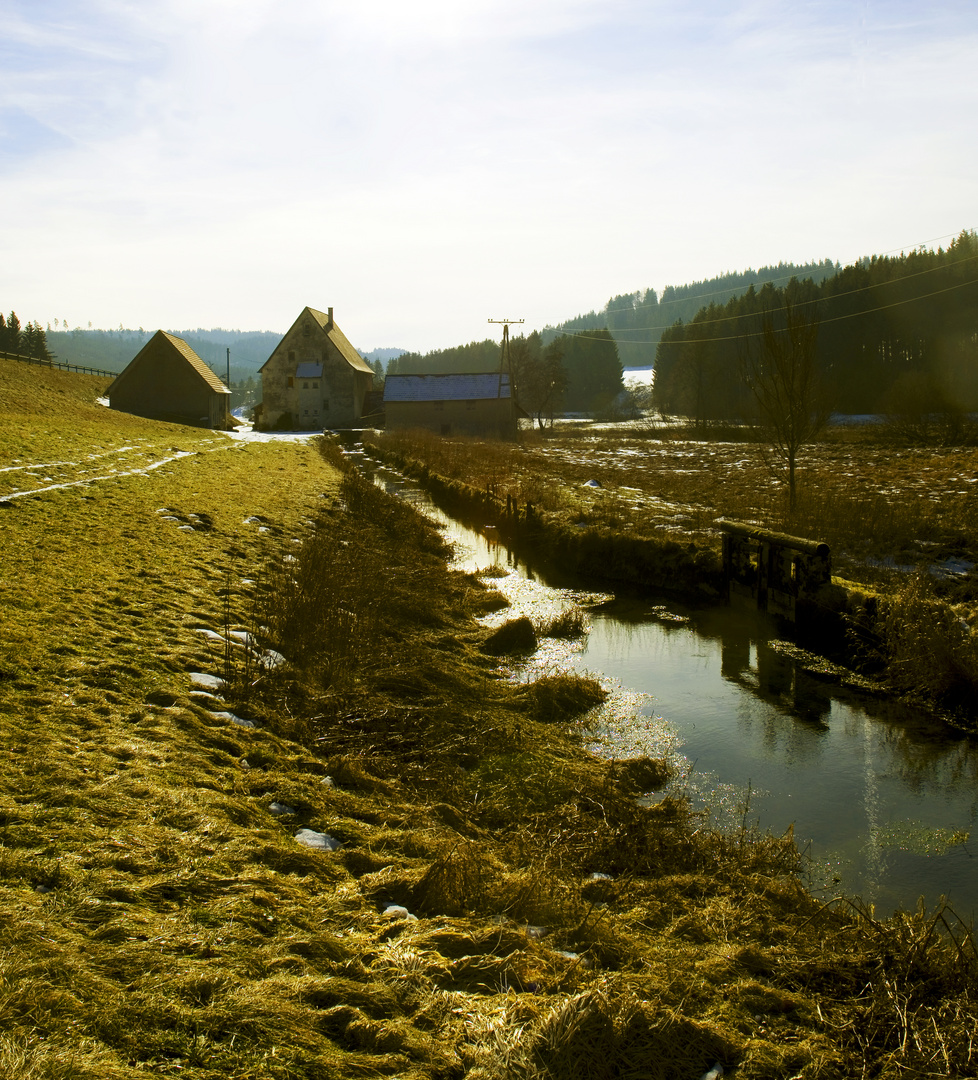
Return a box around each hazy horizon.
[3,1,976,354]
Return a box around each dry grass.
[368,424,978,716]
[2,362,978,1078]
[368,425,978,582]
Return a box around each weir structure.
[718,518,831,623]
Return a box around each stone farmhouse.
[258,307,374,431]
[383,371,517,438]
[107,331,230,428]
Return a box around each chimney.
[327,307,333,329]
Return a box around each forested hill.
[654,230,978,419]
[388,339,502,376]
[551,259,840,368]
[44,328,281,384]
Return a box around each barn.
[259,307,374,431]
[106,331,230,428]
[383,371,517,438]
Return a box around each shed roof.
[384,372,511,403]
[107,331,230,397]
[295,362,323,378]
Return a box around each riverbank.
[2,363,977,1078]
[362,427,978,727]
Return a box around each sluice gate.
[718,518,830,622]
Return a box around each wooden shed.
[383,372,517,438]
[259,307,374,431]
[106,331,230,428]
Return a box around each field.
[367,424,978,716]
[367,423,978,589]
[2,359,978,1078]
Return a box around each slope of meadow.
[1,360,977,1079]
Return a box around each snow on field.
[221,425,318,444]
[0,448,197,502]
[0,424,323,503]
[622,366,655,386]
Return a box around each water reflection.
[355,450,978,917]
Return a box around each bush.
[883,573,978,706]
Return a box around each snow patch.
[190,672,224,692]
[295,828,341,851]
[209,710,256,728]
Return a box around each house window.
[288,376,294,388]
[288,350,295,363]
[312,381,319,389]
[323,399,329,411]
[303,381,309,389]
[434,401,444,411]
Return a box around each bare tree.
[509,333,567,430]
[742,292,828,512]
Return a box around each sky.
[1,0,976,354]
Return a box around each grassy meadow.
[2,359,978,1078]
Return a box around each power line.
[564,229,975,333]
[602,251,978,338]
[550,243,978,345]
[650,275,978,347]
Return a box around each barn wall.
[386,398,516,438]
[110,338,225,425]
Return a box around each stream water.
[357,452,978,919]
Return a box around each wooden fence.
[1,350,116,378]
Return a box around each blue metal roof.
[384,372,511,403]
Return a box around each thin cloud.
[1,0,976,350]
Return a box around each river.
[358,452,978,919]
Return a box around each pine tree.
[27,321,53,362]
[6,311,21,354]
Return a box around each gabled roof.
[384,372,511,403]
[308,308,374,374]
[107,331,230,396]
[260,307,374,375]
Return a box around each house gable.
[107,331,230,428]
[259,307,374,431]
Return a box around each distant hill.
[46,327,280,385]
[548,260,840,368]
[362,347,407,366]
[40,259,841,382]
[47,329,407,386]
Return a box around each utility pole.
[489,317,524,434]
[488,317,524,393]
